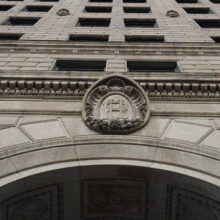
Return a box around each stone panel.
[166,186,220,220]
[164,121,212,143]
[200,130,220,149]
[133,118,170,137]
[0,117,19,126]
[20,120,67,141]
[82,179,148,220]
[0,127,30,148]
[1,184,63,220]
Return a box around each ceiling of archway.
[0,165,220,220]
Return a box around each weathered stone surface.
[213,120,220,130]
[0,127,30,148]
[20,116,56,125]
[164,121,212,143]
[133,118,170,137]
[201,130,220,149]
[0,117,19,126]
[21,120,67,141]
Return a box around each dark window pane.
[195,19,220,28]
[54,60,106,71]
[211,37,220,43]
[176,0,197,3]
[123,7,150,13]
[184,7,210,14]
[2,17,40,26]
[0,5,14,11]
[127,61,178,72]
[84,6,112,13]
[124,19,156,28]
[125,35,164,42]
[209,0,220,3]
[123,0,146,3]
[24,5,52,12]
[0,33,22,40]
[77,18,110,27]
[69,35,109,42]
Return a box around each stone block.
[201,130,220,149]
[21,120,67,141]
[0,127,30,148]
[0,116,19,126]
[164,121,212,143]
[133,118,170,138]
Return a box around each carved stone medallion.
[82,74,150,134]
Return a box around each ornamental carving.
[82,74,150,134]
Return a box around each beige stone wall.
[0,0,220,42]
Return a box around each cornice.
[0,76,220,100]
[0,41,220,56]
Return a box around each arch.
[0,135,219,187]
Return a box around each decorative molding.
[82,178,149,220]
[166,186,220,220]
[1,184,63,220]
[0,78,220,100]
[56,9,70,16]
[166,10,179,17]
[82,74,150,133]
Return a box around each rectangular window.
[24,5,52,12]
[77,18,110,27]
[211,37,220,43]
[2,17,40,26]
[0,5,14,11]
[195,19,220,28]
[69,34,109,42]
[37,0,59,2]
[0,33,23,40]
[123,0,146,3]
[125,35,164,42]
[54,60,106,71]
[124,19,156,28]
[183,7,210,14]
[209,0,220,3]
[123,7,150,13]
[84,6,112,13]
[127,61,178,72]
[89,0,113,3]
[176,0,197,3]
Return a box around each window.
[124,19,156,28]
[211,37,220,43]
[176,0,197,3]
[24,5,52,12]
[69,34,109,42]
[2,17,40,26]
[54,60,106,71]
[0,5,14,11]
[125,35,164,42]
[89,0,112,3]
[127,61,178,72]
[195,19,220,28]
[123,7,150,13]
[183,7,210,14]
[0,33,23,40]
[209,0,220,3]
[37,0,58,2]
[84,6,112,13]
[77,18,110,27]
[123,0,146,3]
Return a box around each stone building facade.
[0,0,220,218]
